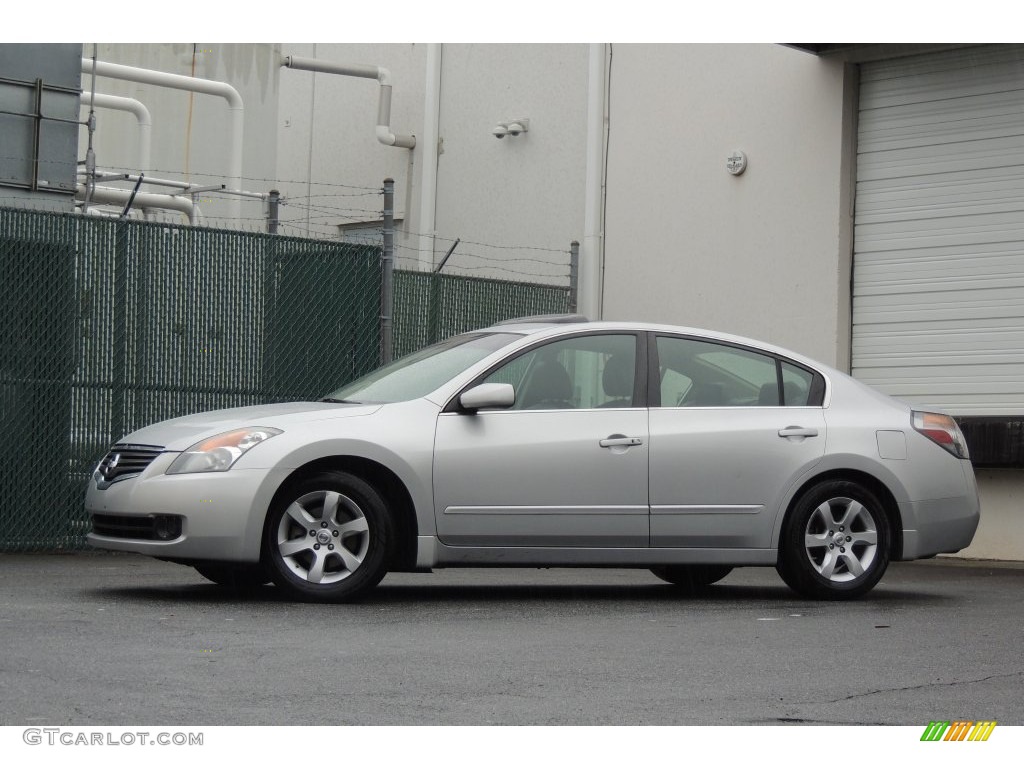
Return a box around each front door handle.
[599,436,643,448]
[778,426,819,439]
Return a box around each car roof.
[479,316,826,370]
[489,313,592,332]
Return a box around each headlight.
[166,427,282,474]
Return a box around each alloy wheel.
[275,490,371,585]
[802,496,879,582]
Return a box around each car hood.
[118,401,382,452]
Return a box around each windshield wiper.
[320,398,361,404]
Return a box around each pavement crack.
[818,669,1024,705]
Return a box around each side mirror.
[459,383,515,412]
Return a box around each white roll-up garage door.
[852,45,1024,416]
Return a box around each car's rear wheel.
[650,565,733,589]
[194,563,271,591]
[263,470,392,602]
[778,479,890,600]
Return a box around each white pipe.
[283,54,416,149]
[77,183,199,225]
[83,208,122,218]
[580,44,609,320]
[416,44,442,271]
[82,47,98,213]
[81,57,244,223]
[87,170,217,192]
[78,93,152,176]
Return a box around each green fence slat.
[0,206,569,551]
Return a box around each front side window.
[482,334,637,410]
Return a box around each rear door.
[648,334,827,549]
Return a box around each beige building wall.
[602,44,852,367]
[430,44,589,282]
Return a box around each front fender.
[236,400,440,558]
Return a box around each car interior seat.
[758,382,780,406]
[783,380,807,406]
[679,381,725,407]
[520,360,574,410]
[598,353,634,407]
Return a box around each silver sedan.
[86,317,980,601]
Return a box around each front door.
[433,333,649,547]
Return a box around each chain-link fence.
[393,270,573,358]
[0,206,572,551]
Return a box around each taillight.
[912,411,970,459]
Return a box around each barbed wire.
[279,192,382,201]
[0,194,566,247]
[296,204,384,219]
[391,241,569,267]
[411,232,571,255]
[409,262,570,280]
[0,154,385,196]
[393,228,572,256]
[0,153,575,282]
[0,213,570,281]
[0,154,573,249]
[80,162,386,194]
[0,206,569,284]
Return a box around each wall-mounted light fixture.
[493,118,530,139]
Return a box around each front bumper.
[85,452,286,562]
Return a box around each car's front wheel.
[778,479,890,600]
[263,470,392,602]
[650,565,733,589]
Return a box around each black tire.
[650,565,733,589]
[194,563,271,591]
[263,470,392,603]
[777,479,890,600]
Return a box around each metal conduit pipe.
[282,55,416,149]
[80,57,244,222]
[78,92,152,177]
[77,183,200,225]
[580,43,609,320]
[416,44,442,270]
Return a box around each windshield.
[324,332,521,404]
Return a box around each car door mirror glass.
[459,383,516,412]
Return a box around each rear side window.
[781,362,815,406]
[657,337,778,407]
[655,336,824,407]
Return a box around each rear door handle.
[600,436,643,448]
[778,427,818,438]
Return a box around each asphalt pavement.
[1,552,1021,725]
